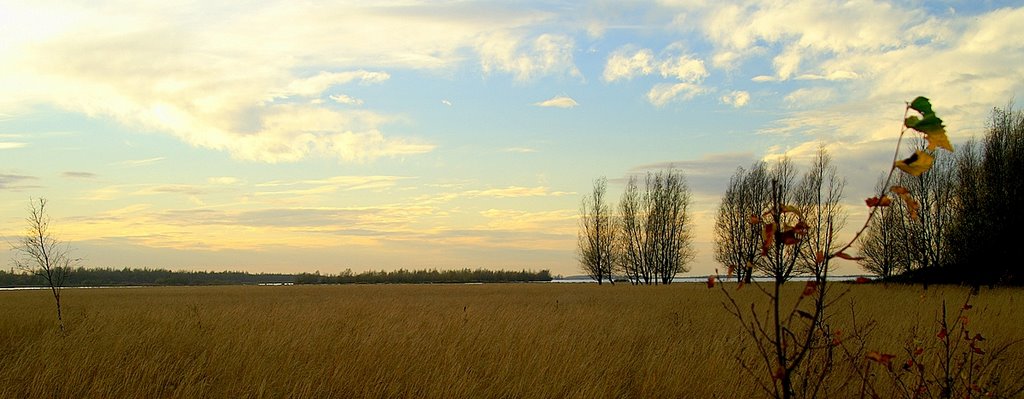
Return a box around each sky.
[1,0,1022,277]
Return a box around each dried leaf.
[913,347,924,356]
[780,230,799,245]
[761,223,775,255]
[706,275,716,289]
[781,205,802,217]
[890,186,921,221]
[937,328,948,340]
[748,214,760,225]
[835,251,865,261]
[866,351,897,366]
[895,150,935,177]
[855,276,872,284]
[865,196,892,207]
[802,281,818,297]
[815,250,825,265]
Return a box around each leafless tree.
[10,198,77,332]
[618,176,646,284]
[796,147,847,278]
[759,157,805,284]
[714,162,770,283]
[644,169,694,284]
[618,169,694,284]
[577,177,617,284]
[859,176,912,278]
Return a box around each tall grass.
[1,284,1021,398]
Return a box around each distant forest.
[0,267,552,287]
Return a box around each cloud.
[468,186,574,198]
[0,173,38,190]
[329,94,364,106]
[255,175,412,196]
[441,100,452,106]
[0,142,27,149]
[271,70,389,99]
[534,95,578,108]
[502,147,537,153]
[647,83,707,107]
[477,32,581,81]
[784,87,835,106]
[62,171,96,179]
[721,90,750,108]
[3,2,582,162]
[604,44,710,105]
[111,157,165,167]
[603,47,655,81]
[207,176,241,185]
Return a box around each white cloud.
[534,95,578,108]
[0,2,572,163]
[0,142,27,149]
[330,94,364,106]
[658,53,708,82]
[784,87,835,106]
[272,71,389,99]
[477,33,581,81]
[603,47,655,81]
[647,83,707,107]
[720,90,750,108]
[502,147,537,153]
[441,100,452,106]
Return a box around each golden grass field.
[1,283,1022,398]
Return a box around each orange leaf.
[913,347,924,356]
[855,277,872,284]
[772,366,786,380]
[748,214,760,225]
[865,196,892,207]
[802,281,818,297]
[835,251,865,261]
[761,223,775,255]
[937,328,948,340]
[890,186,921,221]
[815,250,825,265]
[866,351,897,365]
[706,275,716,289]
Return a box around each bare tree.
[577,177,617,284]
[618,169,694,284]
[10,198,77,332]
[796,147,847,278]
[714,162,770,283]
[618,176,646,284]
[645,169,694,284]
[859,176,912,278]
[758,157,805,284]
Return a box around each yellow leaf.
[926,131,954,152]
[894,150,934,177]
[890,185,920,221]
[781,205,802,217]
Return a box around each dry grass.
[1,283,1022,398]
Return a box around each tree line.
[0,266,552,287]
[859,105,1024,286]
[294,268,552,284]
[578,104,1022,286]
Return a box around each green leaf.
[905,114,945,133]
[909,96,934,116]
